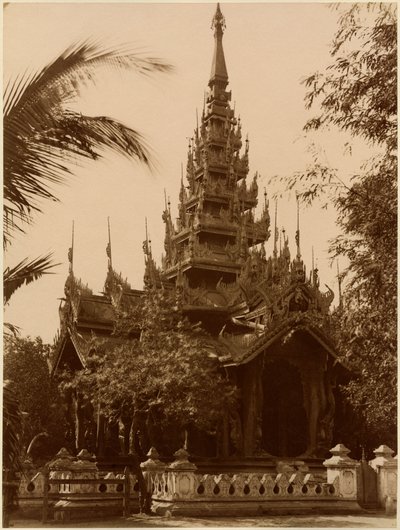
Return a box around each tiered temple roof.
[53,3,338,374]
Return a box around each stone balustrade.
[17,443,397,519]
[148,446,363,516]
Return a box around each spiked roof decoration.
[209,3,228,87]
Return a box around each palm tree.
[4,40,171,301]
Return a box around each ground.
[10,512,397,528]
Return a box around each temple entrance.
[262,359,308,457]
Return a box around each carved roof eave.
[164,259,241,279]
[221,318,342,369]
[182,304,229,314]
[51,329,86,376]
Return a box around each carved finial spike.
[142,218,151,258]
[211,3,226,32]
[295,193,301,260]
[68,220,74,273]
[312,246,314,272]
[337,259,343,309]
[106,217,112,269]
[273,199,278,258]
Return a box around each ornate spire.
[295,194,301,260]
[273,200,278,258]
[209,3,228,87]
[67,220,74,274]
[106,217,113,270]
[142,217,151,258]
[337,259,343,309]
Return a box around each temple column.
[96,411,106,458]
[301,364,327,457]
[73,392,85,452]
[242,356,263,457]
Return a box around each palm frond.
[4,40,172,246]
[3,322,21,338]
[4,40,172,120]
[4,253,59,303]
[48,111,153,165]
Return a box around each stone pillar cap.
[168,447,197,470]
[330,443,351,456]
[48,447,75,470]
[323,443,358,468]
[373,445,395,457]
[55,447,73,459]
[147,447,160,459]
[141,446,166,469]
[76,449,94,460]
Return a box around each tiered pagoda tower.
[53,4,349,464]
[159,5,269,330]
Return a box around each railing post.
[323,444,360,503]
[369,445,397,512]
[41,465,49,524]
[140,447,166,514]
[167,448,198,500]
[123,466,130,518]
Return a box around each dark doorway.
[262,359,308,457]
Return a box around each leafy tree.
[278,3,397,447]
[4,39,171,301]
[3,382,23,527]
[59,289,238,457]
[3,336,67,462]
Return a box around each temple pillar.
[96,411,106,458]
[301,364,327,457]
[242,356,263,457]
[73,393,85,452]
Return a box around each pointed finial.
[68,221,74,274]
[211,3,226,32]
[295,193,301,259]
[273,199,278,258]
[209,3,228,86]
[106,217,112,269]
[164,188,168,211]
[337,259,343,309]
[312,246,314,273]
[264,187,268,209]
[143,217,150,258]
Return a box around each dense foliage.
[59,289,238,456]
[285,3,397,446]
[4,336,66,462]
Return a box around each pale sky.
[4,2,370,343]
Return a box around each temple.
[52,4,348,467]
